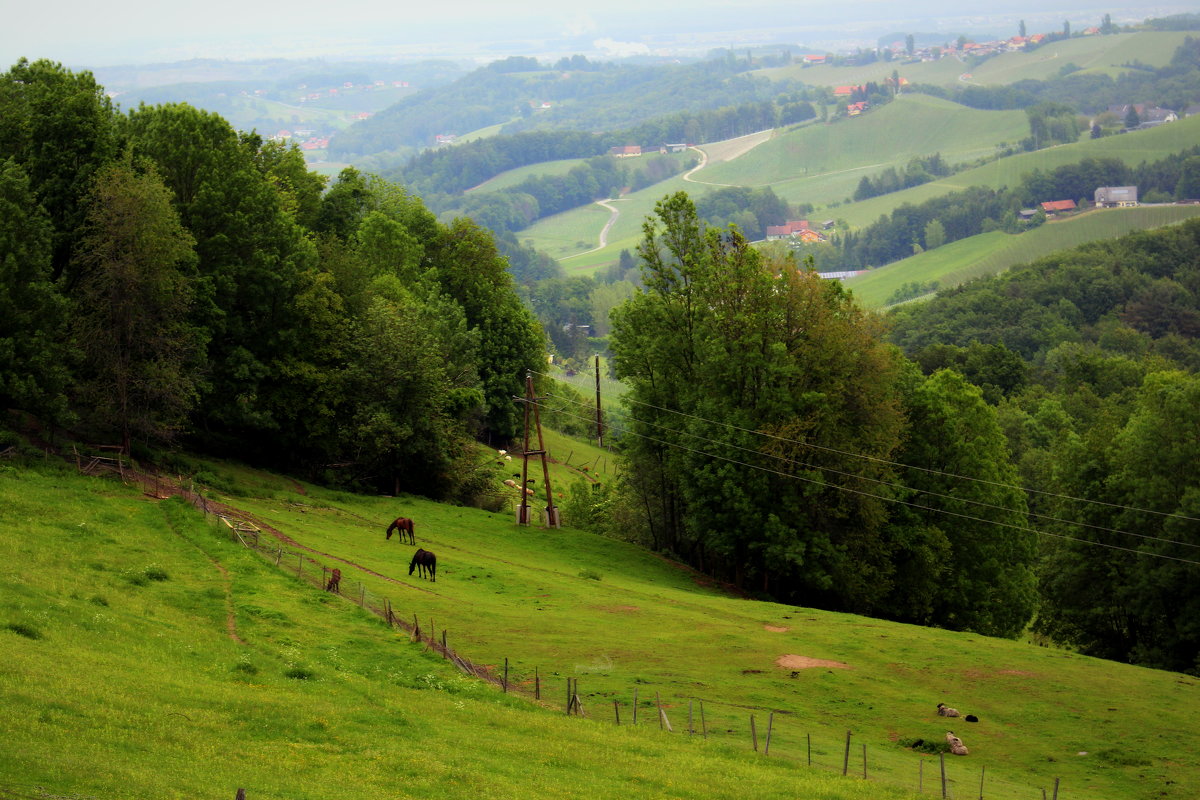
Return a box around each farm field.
[5,453,1199,800]
[756,31,1188,89]
[1,463,914,800]
[698,93,1028,190]
[843,205,1200,308]
[834,114,1200,228]
[964,31,1192,84]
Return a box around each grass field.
[756,32,1189,89]
[4,450,1198,800]
[964,32,1192,84]
[843,205,1200,307]
[699,94,1028,190]
[834,114,1200,228]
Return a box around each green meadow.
[698,94,1028,191]
[5,450,1198,799]
[964,32,1192,84]
[0,463,910,800]
[843,205,1200,308]
[834,114,1200,228]
[756,32,1189,89]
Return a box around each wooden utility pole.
[595,354,603,448]
[517,373,560,527]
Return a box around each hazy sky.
[1,0,1189,68]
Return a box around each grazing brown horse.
[386,517,415,545]
[326,568,342,593]
[409,548,436,582]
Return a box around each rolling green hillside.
[964,32,1192,84]
[756,32,1190,89]
[0,463,908,800]
[844,205,1200,307]
[836,114,1200,228]
[5,453,1196,799]
[698,94,1028,187]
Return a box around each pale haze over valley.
[1,0,1192,69]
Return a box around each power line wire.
[530,399,1200,566]
[532,368,1200,526]
[540,392,1200,552]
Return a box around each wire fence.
[172,483,1067,800]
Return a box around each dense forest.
[0,58,543,498]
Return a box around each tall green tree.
[427,218,544,440]
[0,59,117,284]
[122,103,316,447]
[891,369,1037,636]
[611,192,907,608]
[0,158,72,424]
[70,159,202,453]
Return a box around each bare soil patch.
[764,625,789,633]
[776,654,851,670]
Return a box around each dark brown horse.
[409,548,436,582]
[326,568,342,593]
[386,516,415,545]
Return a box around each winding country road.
[562,198,623,259]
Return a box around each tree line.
[0,58,544,499]
[884,218,1200,674]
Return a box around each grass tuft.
[5,622,42,640]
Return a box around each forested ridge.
[0,58,543,498]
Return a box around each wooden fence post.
[940,753,948,799]
[862,743,867,779]
[843,730,851,776]
[535,667,540,700]
[688,700,694,735]
[919,759,923,792]
[979,765,985,799]
[1052,778,1060,800]
[412,613,419,642]
[807,733,811,766]
[632,688,638,725]
[359,583,365,606]
[613,699,620,725]
[700,700,706,738]
[503,658,508,692]
[751,714,758,752]
[656,692,664,730]
[235,789,245,800]
[764,712,774,756]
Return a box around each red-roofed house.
[847,101,868,116]
[1040,199,1077,213]
[833,85,858,96]
[802,54,827,64]
[609,145,642,157]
